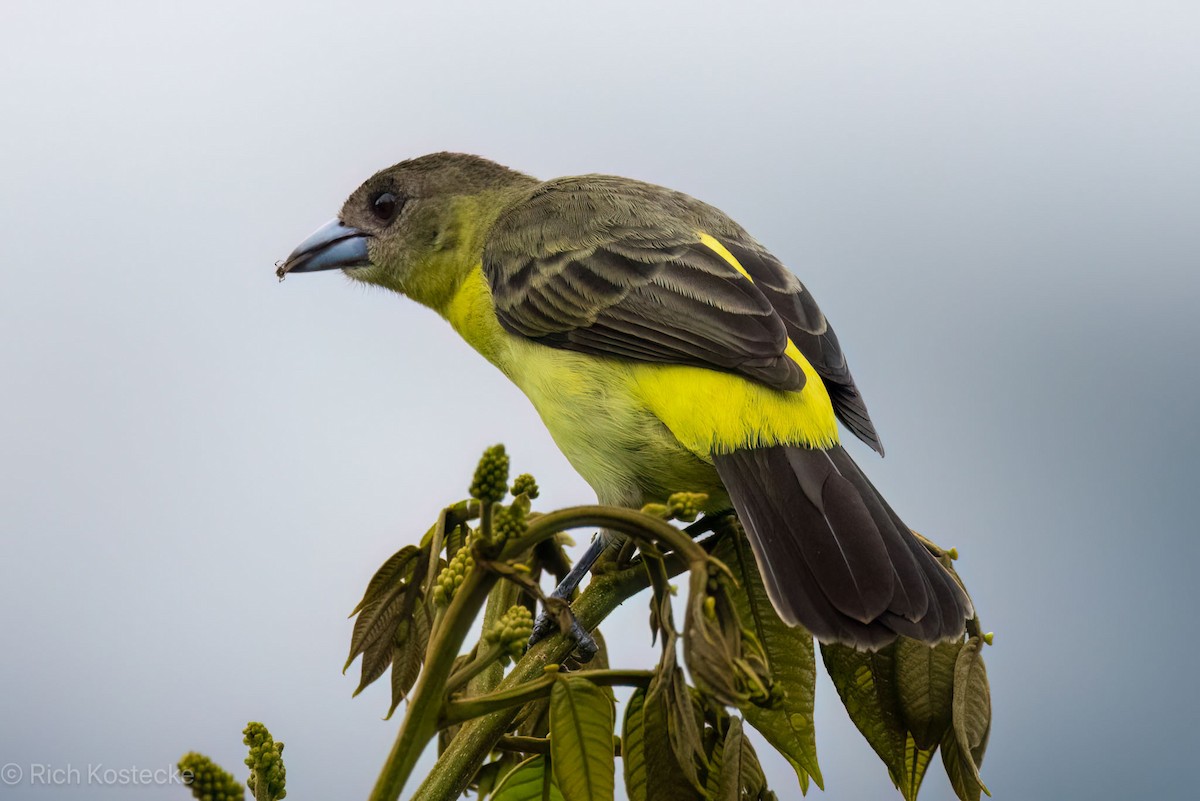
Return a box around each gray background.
[2,1,1196,799]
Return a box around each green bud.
[666,492,707,522]
[470,444,510,504]
[178,752,243,801]
[640,502,670,518]
[492,504,528,543]
[434,544,475,606]
[243,722,286,801]
[510,473,540,499]
[484,605,533,660]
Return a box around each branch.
[367,561,497,801]
[410,551,689,801]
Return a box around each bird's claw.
[528,608,598,663]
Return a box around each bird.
[278,152,971,650]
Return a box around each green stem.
[496,735,550,754]
[367,560,498,801]
[421,500,480,600]
[444,642,505,696]
[502,505,709,566]
[442,668,654,725]
[405,506,698,801]
[410,563,659,801]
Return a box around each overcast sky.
[2,2,1197,800]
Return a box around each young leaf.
[942,636,991,800]
[549,676,616,801]
[387,600,431,717]
[820,642,911,793]
[491,755,566,801]
[643,670,706,801]
[713,532,822,791]
[705,718,773,801]
[347,544,430,698]
[941,727,988,801]
[350,545,421,615]
[895,637,961,749]
[704,714,729,800]
[901,732,935,801]
[622,688,648,801]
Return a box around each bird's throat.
[441,266,515,372]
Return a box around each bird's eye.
[371,191,401,222]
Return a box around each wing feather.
[484,176,882,451]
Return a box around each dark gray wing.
[483,175,882,451]
[712,241,884,454]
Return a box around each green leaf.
[643,670,706,801]
[705,718,771,801]
[654,665,708,795]
[622,688,648,801]
[942,636,991,800]
[714,532,822,792]
[895,637,961,749]
[346,544,430,697]
[683,558,752,706]
[901,732,936,801]
[386,600,431,717]
[491,755,566,801]
[549,676,616,801]
[820,642,911,793]
[953,638,991,766]
[350,545,421,616]
[941,727,987,801]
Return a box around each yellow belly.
[442,267,839,505]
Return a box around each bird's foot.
[528,603,598,663]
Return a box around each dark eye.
[371,191,401,222]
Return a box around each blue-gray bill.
[277,219,371,278]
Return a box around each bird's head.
[278,152,535,310]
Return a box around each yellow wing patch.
[696,231,830,398]
[698,232,754,280]
[618,233,842,456]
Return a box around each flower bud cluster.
[510,473,539,499]
[433,545,475,605]
[470,444,510,504]
[666,492,706,522]
[492,503,528,542]
[178,752,243,801]
[484,604,534,660]
[243,722,286,801]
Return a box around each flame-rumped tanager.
[279,152,971,651]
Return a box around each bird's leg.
[526,511,736,661]
[528,532,616,661]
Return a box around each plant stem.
[503,506,709,566]
[496,735,550,754]
[367,561,497,801]
[444,642,505,696]
[405,506,698,801]
[442,668,654,725]
[410,565,654,801]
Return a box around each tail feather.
[714,444,970,650]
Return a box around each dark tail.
[713,444,971,650]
